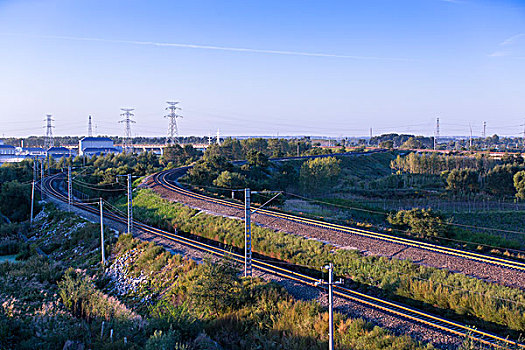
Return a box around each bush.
[387,208,449,238]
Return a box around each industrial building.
[78,137,120,156]
[47,146,73,158]
[0,144,15,155]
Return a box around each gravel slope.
[145,175,525,291]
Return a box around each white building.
[17,147,46,156]
[79,137,120,156]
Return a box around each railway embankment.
[0,204,445,349]
[137,184,525,339]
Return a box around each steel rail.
[40,173,525,349]
[153,168,525,272]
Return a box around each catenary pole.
[127,174,133,235]
[244,188,252,277]
[30,180,35,224]
[100,198,105,265]
[67,166,72,211]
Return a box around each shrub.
[387,208,449,238]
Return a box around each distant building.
[0,144,16,155]
[79,137,120,156]
[17,147,46,156]
[47,146,73,159]
[81,147,121,157]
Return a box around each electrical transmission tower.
[434,117,440,150]
[119,108,135,152]
[216,128,221,145]
[44,114,54,149]
[88,115,93,137]
[164,101,182,144]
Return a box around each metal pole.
[100,198,106,265]
[67,166,72,212]
[30,180,35,224]
[244,188,252,277]
[127,174,133,235]
[328,262,334,350]
[40,159,44,199]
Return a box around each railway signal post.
[316,263,343,350]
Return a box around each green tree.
[485,164,523,196]
[388,208,448,238]
[513,170,525,200]
[246,150,269,168]
[379,140,394,149]
[299,157,341,193]
[446,168,479,194]
[213,170,247,189]
[0,181,32,222]
[189,258,242,317]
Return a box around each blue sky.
[0,0,524,138]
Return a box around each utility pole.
[469,124,473,149]
[118,174,133,235]
[30,180,35,224]
[67,166,72,212]
[165,101,182,145]
[127,174,132,235]
[232,188,282,277]
[88,115,93,137]
[244,188,251,277]
[434,117,440,151]
[522,119,525,148]
[315,263,343,350]
[119,108,135,153]
[99,198,106,265]
[482,121,486,139]
[43,114,54,150]
[32,158,37,182]
[40,159,44,199]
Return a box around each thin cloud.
[489,33,525,58]
[489,51,509,57]
[1,33,414,62]
[501,33,525,46]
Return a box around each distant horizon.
[1,133,521,141]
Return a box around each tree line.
[391,152,525,198]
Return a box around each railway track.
[153,167,525,273]
[41,173,525,349]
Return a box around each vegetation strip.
[124,187,525,337]
[42,173,525,348]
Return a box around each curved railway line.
[154,168,525,273]
[41,172,525,349]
